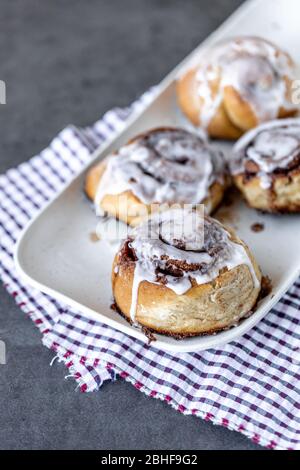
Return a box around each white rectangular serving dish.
[15,0,300,352]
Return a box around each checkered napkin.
[1,90,300,450]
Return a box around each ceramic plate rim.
[13,0,300,353]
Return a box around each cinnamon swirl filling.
[232,118,300,188]
[95,128,225,209]
[195,37,296,129]
[117,208,260,323]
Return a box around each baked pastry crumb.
[251,223,264,233]
[111,207,262,338]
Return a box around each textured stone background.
[0,0,261,449]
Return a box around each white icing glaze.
[196,65,223,128]
[231,118,300,188]
[123,208,260,323]
[195,37,295,128]
[95,129,225,213]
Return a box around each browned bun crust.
[112,228,262,337]
[85,160,149,226]
[85,160,106,201]
[234,168,300,213]
[176,37,297,140]
[231,118,300,213]
[176,69,243,140]
[85,127,227,226]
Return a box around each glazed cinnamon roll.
[231,118,300,213]
[177,37,297,140]
[112,208,261,337]
[85,127,227,226]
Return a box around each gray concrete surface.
[0,0,261,450]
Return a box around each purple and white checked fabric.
[0,90,300,450]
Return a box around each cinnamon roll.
[231,118,300,213]
[177,37,297,140]
[85,127,227,226]
[112,207,261,337]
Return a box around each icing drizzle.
[195,37,295,128]
[119,208,260,323]
[232,118,300,188]
[95,128,225,211]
